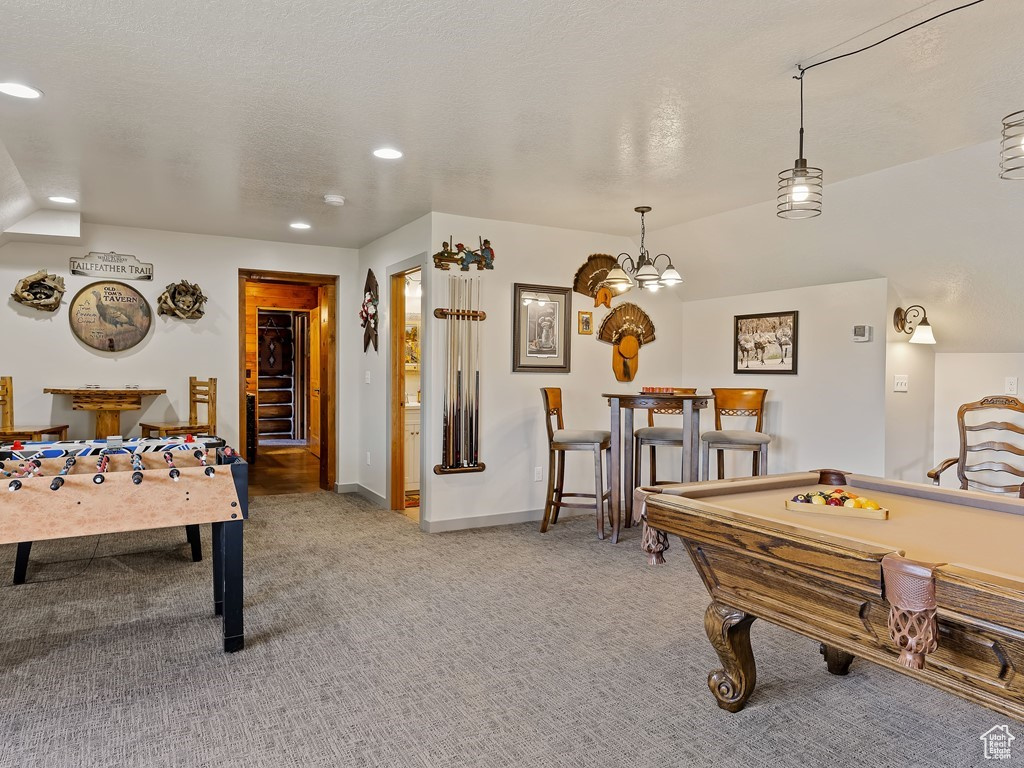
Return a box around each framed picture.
[734,311,798,374]
[578,311,593,335]
[404,319,420,368]
[512,283,571,373]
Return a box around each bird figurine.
[598,303,655,382]
[573,254,628,309]
[92,290,139,329]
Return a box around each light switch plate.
[893,375,909,393]
[364,370,371,384]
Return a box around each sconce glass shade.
[1000,110,1024,180]
[604,265,632,288]
[909,319,936,344]
[659,265,683,286]
[635,262,660,284]
[777,158,823,219]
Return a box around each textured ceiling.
[0,0,1022,248]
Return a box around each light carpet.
[0,492,1005,767]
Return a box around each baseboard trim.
[334,483,359,494]
[356,485,387,508]
[421,507,588,533]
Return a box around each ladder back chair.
[700,388,770,481]
[0,376,68,442]
[140,377,217,438]
[928,395,1024,496]
[539,387,612,540]
[633,388,698,487]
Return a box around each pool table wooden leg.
[819,643,855,675]
[704,601,757,712]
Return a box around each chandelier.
[602,206,682,293]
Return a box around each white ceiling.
[0,0,1022,248]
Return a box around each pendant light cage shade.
[1000,110,1024,180]
[777,161,823,219]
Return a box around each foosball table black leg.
[185,524,202,562]
[13,541,32,585]
[211,522,223,616]
[214,520,244,653]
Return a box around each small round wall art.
[69,281,153,352]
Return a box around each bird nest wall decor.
[598,303,655,382]
[12,269,65,312]
[573,254,627,308]
[431,237,495,271]
[69,281,153,353]
[360,269,379,352]
[157,279,208,319]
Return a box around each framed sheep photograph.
[733,311,798,374]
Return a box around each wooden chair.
[928,395,1024,496]
[539,388,613,539]
[140,377,217,438]
[700,388,770,480]
[633,388,698,487]
[0,376,68,442]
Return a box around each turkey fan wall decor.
[360,269,379,352]
[597,303,655,382]
[69,281,153,352]
[573,254,625,309]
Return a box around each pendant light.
[1000,110,1024,180]
[605,207,683,293]
[777,73,823,219]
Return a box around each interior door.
[308,307,321,457]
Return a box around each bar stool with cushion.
[140,377,217,438]
[633,388,697,488]
[539,387,612,539]
[700,388,770,480]
[0,376,68,442]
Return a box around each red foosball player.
[164,451,180,481]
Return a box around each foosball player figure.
[130,453,145,485]
[164,451,180,481]
[193,449,216,477]
[93,452,110,484]
[50,457,77,491]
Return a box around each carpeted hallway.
[0,493,1001,767]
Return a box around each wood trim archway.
[238,269,337,490]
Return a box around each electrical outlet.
[365,450,371,466]
[364,370,371,384]
[533,466,542,482]
[1006,377,1019,396]
[893,375,909,393]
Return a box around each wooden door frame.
[238,269,337,491]
[386,257,425,514]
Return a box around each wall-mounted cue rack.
[434,276,486,475]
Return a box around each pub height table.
[44,386,167,439]
[603,391,709,543]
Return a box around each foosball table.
[0,436,248,652]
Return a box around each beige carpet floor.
[0,492,1006,767]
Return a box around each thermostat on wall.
[852,325,873,342]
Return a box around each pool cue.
[442,277,451,468]
[454,277,463,466]
[473,278,481,466]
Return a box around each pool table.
[635,470,1024,720]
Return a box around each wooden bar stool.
[539,388,612,539]
[700,388,770,480]
[633,388,697,487]
[0,376,68,442]
[140,377,217,437]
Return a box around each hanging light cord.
[796,0,987,80]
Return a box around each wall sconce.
[893,305,936,344]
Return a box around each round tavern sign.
[69,281,153,352]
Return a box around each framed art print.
[512,284,571,373]
[734,311,798,374]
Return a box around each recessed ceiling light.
[373,148,403,159]
[0,83,42,99]
[48,196,77,204]
[323,194,346,206]
[290,221,311,230]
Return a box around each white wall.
[932,353,1024,487]
[423,213,686,526]
[0,223,361,483]
[680,278,889,476]
[356,214,432,500]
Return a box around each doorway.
[390,268,422,520]
[238,270,337,495]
